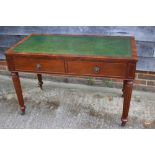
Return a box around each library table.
[5,34,138,126]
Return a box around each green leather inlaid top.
[14,35,132,57]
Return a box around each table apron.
[7,56,136,80]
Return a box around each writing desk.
[5,34,138,126]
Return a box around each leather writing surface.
[14,35,132,57]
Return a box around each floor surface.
[0,74,155,129]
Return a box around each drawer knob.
[36,64,41,71]
[93,66,100,73]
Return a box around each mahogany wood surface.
[11,72,25,115]
[121,80,133,126]
[122,80,128,97]
[5,34,138,126]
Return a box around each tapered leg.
[121,80,133,126]
[122,80,127,97]
[37,74,43,90]
[11,72,25,115]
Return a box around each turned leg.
[121,80,133,126]
[37,74,43,90]
[122,80,127,97]
[11,72,25,115]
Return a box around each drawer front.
[14,57,65,73]
[67,60,127,78]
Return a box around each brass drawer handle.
[36,64,41,71]
[93,66,100,73]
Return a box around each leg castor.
[20,106,26,115]
[121,120,127,126]
[20,111,25,115]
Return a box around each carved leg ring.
[37,74,43,90]
[11,72,25,115]
[121,80,133,126]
